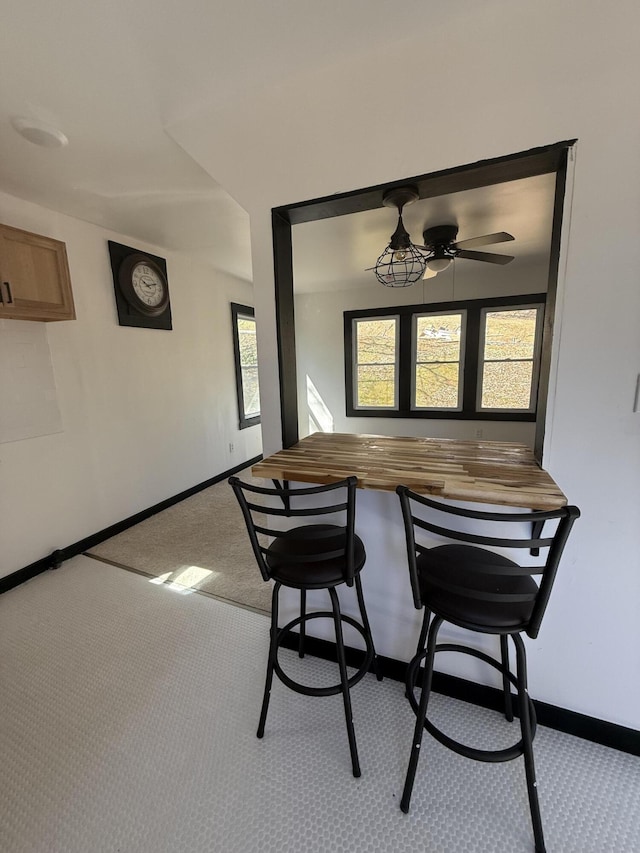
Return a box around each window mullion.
[398,313,412,413]
[484,357,533,364]
[462,304,480,415]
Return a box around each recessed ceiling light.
[11,117,69,149]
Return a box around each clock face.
[116,252,170,318]
[109,243,172,329]
[131,263,166,308]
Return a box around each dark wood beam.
[272,140,576,450]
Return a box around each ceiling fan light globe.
[427,257,453,273]
[372,243,426,287]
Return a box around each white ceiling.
[0,0,257,280]
[0,0,550,287]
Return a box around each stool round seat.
[417,544,538,632]
[266,524,366,589]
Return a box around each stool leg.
[500,634,514,722]
[415,608,431,657]
[257,582,280,739]
[299,590,306,658]
[513,633,546,853]
[406,608,430,698]
[354,574,382,681]
[401,616,441,813]
[329,587,361,778]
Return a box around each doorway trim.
[272,140,576,458]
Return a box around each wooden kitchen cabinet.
[0,223,75,321]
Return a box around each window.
[345,294,545,421]
[352,316,399,409]
[231,303,260,429]
[478,306,543,413]
[413,312,465,411]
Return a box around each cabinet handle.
[3,282,13,304]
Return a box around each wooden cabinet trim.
[0,223,75,322]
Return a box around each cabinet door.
[0,224,75,321]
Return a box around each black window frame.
[231,302,261,430]
[344,293,546,422]
[351,313,401,411]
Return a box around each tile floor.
[1,556,638,852]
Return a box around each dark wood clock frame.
[108,240,173,330]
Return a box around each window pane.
[232,306,260,424]
[357,365,396,407]
[416,314,462,362]
[241,367,260,416]
[238,317,258,367]
[415,363,460,408]
[481,361,533,409]
[484,309,538,360]
[356,319,396,364]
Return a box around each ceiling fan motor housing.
[422,224,459,250]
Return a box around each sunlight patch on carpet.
[148,565,217,593]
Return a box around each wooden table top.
[252,432,567,510]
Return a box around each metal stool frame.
[230,475,381,778]
[396,485,580,853]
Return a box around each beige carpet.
[86,468,272,614]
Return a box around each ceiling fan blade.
[456,249,514,265]
[454,231,514,250]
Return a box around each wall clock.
[108,241,172,330]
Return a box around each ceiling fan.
[369,185,516,286]
[418,224,515,278]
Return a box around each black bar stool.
[229,475,381,777]
[396,486,580,853]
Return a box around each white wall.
[0,191,261,577]
[294,261,546,444]
[166,1,640,728]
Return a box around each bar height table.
[252,432,568,664]
[253,432,567,510]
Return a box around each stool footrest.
[406,641,537,763]
[274,611,374,697]
[422,716,525,763]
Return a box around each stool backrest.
[396,486,580,638]
[229,476,359,585]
